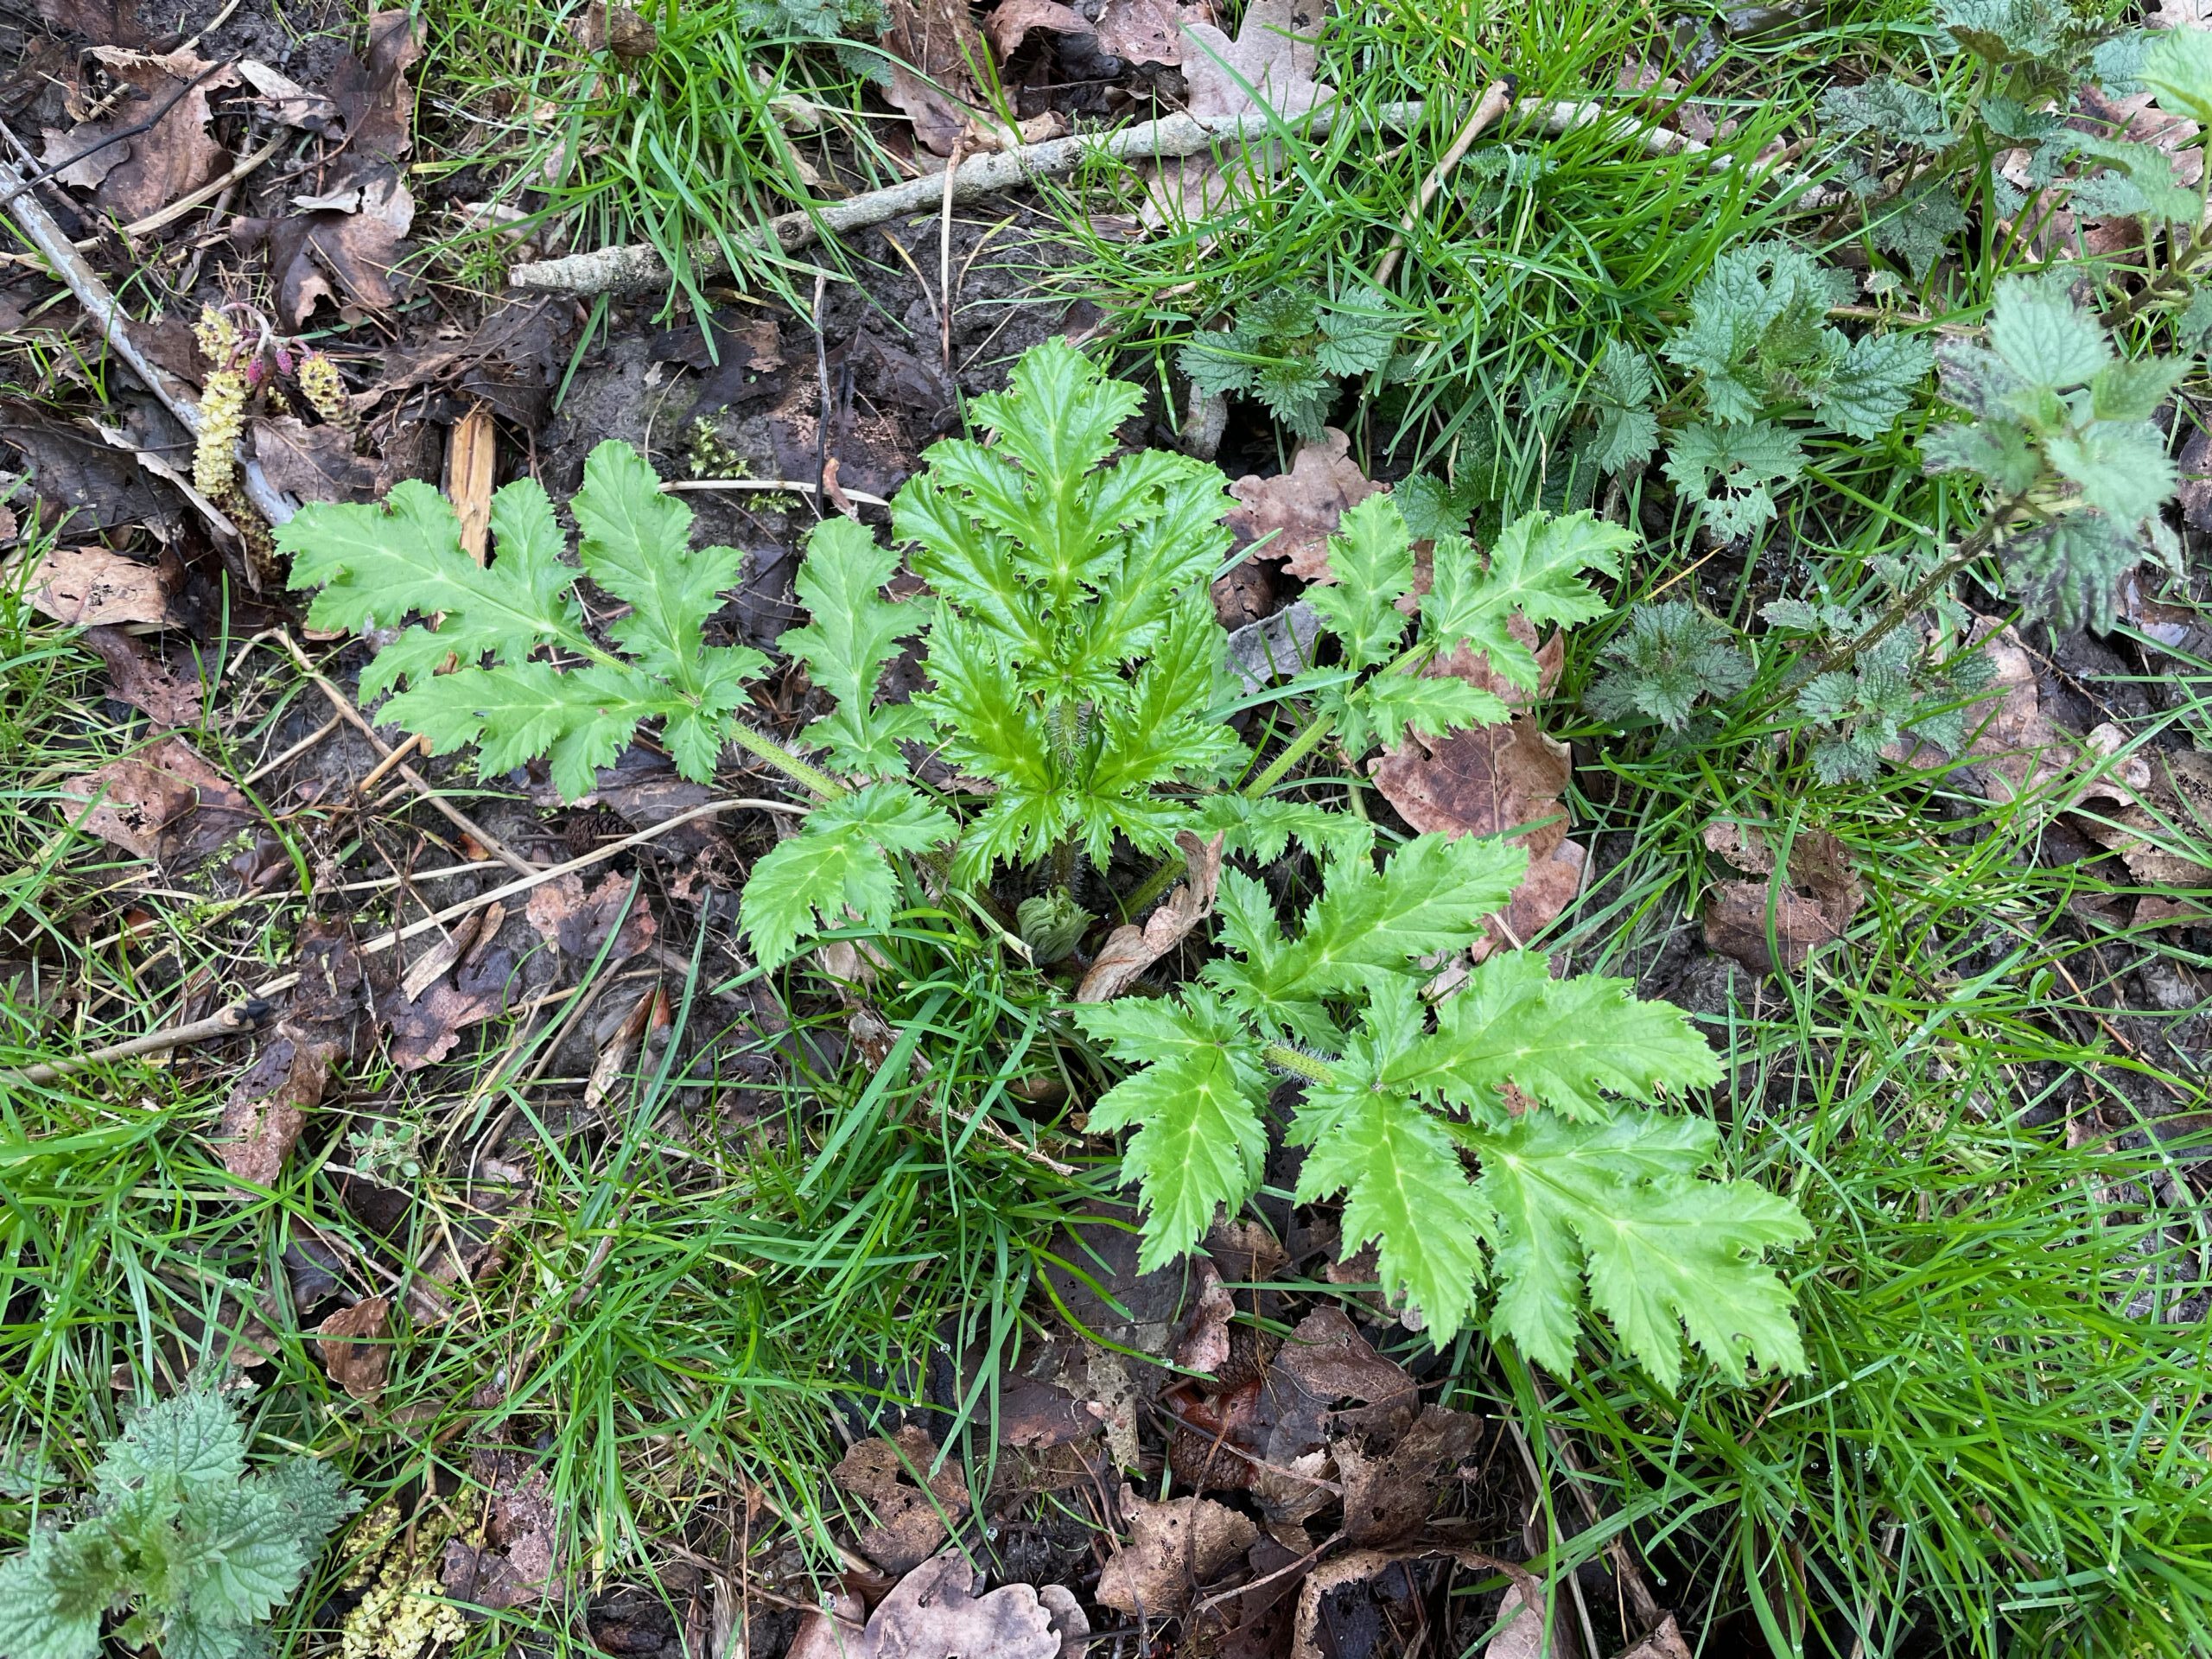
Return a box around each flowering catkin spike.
[194,304,238,362]
[299,351,357,433]
[194,367,248,499]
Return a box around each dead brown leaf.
[213,1030,335,1186]
[78,626,200,727]
[1294,1547,1541,1659]
[785,1553,1079,1659]
[880,0,988,155]
[1700,822,1864,974]
[1334,1405,1484,1548]
[384,915,517,1071]
[1368,682,1580,957]
[2180,426,2212,532]
[60,734,253,866]
[1171,1256,1236,1374]
[236,59,340,131]
[443,1447,561,1611]
[36,0,152,45]
[315,1295,391,1402]
[1618,1614,1695,1659]
[984,0,1093,57]
[1146,0,1335,222]
[1227,428,1382,581]
[1255,1306,1416,1480]
[21,544,182,627]
[1887,623,2073,802]
[1095,0,1214,65]
[52,48,238,222]
[1096,1484,1260,1618]
[2007,81,2204,261]
[251,416,379,504]
[524,869,658,963]
[1077,830,1223,1001]
[832,1425,971,1575]
[575,1,657,58]
[2075,745,2212,912]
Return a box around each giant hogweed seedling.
[1072,833,1810,1389]
[291,340,1623,971]
[0,1388,359,1659]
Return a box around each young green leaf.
[1303,494,1414,669]
[737,783,955,968]
[1419,512,1630,690]
[779,516,930,772]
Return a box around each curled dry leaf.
[1294,1547,1542,1659]
[55,48,238,222]
[79,626,201,728]
[831,1425,970,1575]
[1096,1484,1261,1618]
[21,545,183,627]
[785,1553,1082,1659]
[1700,822,1864,974]
[1228,428,1382,581]
[251,417,381,505]
[2074,741,2212,924]
[1096,0,1215,65]
[1146,0,1335,222]
[1334,1405,1484,1548]
[315,1295,391,1403]
[443,1447,562,1611]
[984,0,1093,57]
[1171,1255,1236,1374]
[525,869,659,963]
[1077,830,1224,1001]
[880,0,988,155]
[575,0,657,58]
[214,1030,336,1187]
[60,734,254,867]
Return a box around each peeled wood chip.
[315,1295,391,1402]
[1077,830,1223,1001]
[1096,1484,1260,1617]
[1228,428,1382,580]
[214,1030,334,1186]
[832,1425,970,1575]
[22,544,181,626]
[786,1554,1071,1659]
[445,405,498,563]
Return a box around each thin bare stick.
[115,129,288,240]
[1371,79,1513,287]
[661,477,890,506]
[6,997,273,1087]
[0,157,294,527]
[277,632,540,877]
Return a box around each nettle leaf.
[1072,992,1269,1266]
[1420,512,1630,690]
[1664,422,1807,540]
[179,1486,310,1626]
[1816,332,1932,440]
[780,517,930,773]
[1469,1110,1810,1390]
[1588,346,1661,474]
[94,1392,246,1502]
[1303,493,1414,668]
[0,1529,111,1659]
[737,783,955,968]
[1586,602,1751,731]
[1986,282,2110,389]
[2143,22,2212,128]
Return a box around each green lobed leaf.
[1419,511,1630,689]
[95,1392,248,1502]
[1303,494,1414,670]
[1389,950,1724,1119]
[1072,994,1268,1266]
[1469,1109,1811,1389]
[0,1529,113,1659]
[2045,423,2177,524]
[1357,673,1510,747]
[737,783,955,968]
[1816,332,1933,439]
[780,517,931,772]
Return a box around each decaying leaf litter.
[1,0,2210,1656]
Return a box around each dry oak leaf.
[60,734,252,867]
[20,544,182,627]
[785,1552,1084,1659]
[1227,427,1382,581]
[1700,822,1864,975]
[1097,1484,1261,1618]
[315,1295,391,1402]
[213,1029,336,1187]
[59,48,238,222]
[1077,830,1224,1001]
[832,1425,971,1575]
[1146,0,1335,223]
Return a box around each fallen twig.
[5,996,272,1087]
[509,96,1815,298]
[1372,79,1514,287]
[0,156,294,528]
[277,632,542,878]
